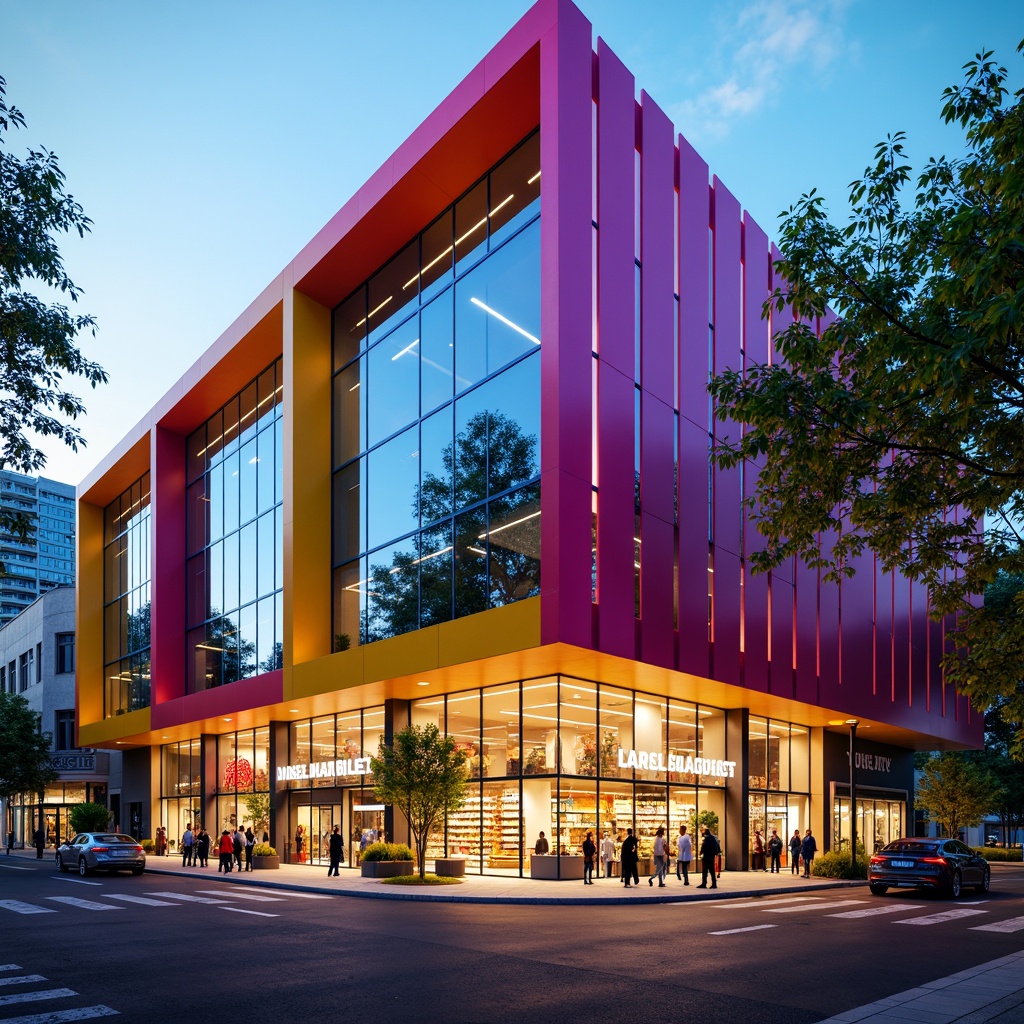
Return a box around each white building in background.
[0,586,122,848]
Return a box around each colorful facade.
[76,0,981,875]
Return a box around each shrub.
[253,843,277,857]
[973,846,1022,862]
[68,802,112,834]
[141,839,155,852]
[811,850,868,879]
[361,841,413,861]
[381,873,462,885]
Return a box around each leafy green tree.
[0,692,58,840]
[708,42,1024,752]
[0,75,106,541]
[69,802,112,834]
[371,723,468,880]
[915,752,1000,839]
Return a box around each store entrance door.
[311,805,341,866]
[351,796,385,862]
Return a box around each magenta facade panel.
[152,425,186,708]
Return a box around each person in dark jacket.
[697,826,719,888]
[801,829,817,878]
[328,825,345,877]
[244,827,255,872]
[581,831,596,885]
[620,828,639,888]
[789,829,802,874]
[767,829,783,873]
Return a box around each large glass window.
[103,473,151,716]
[332,133,541,649]
[186,359,283,692]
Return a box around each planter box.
[530,855,584,880]
[253,855,280,870]
[360,860,415,878]
[435,858,467,877]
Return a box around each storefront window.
[522,678,558,775]
[598,685,633,778]
[482,684,519,777]
[560,682,597,777]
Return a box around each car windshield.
[884,840,938,853]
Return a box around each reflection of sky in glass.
[368,314,420,447]
[366,425,419,551]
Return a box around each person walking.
[752,829,765,871]
[196,828,210,867]
[181,824,195,867]
[244,827,255,872]
[327,825,345,876]
[676,825,692,884]
[789,829,802,875]
[33,826,45,859]
[601,831,615,879]
[697,826,719,889]
[218,829,234,872]
[233,827,245,872]
[801,829,817,878]
[767,829,783,873]
[648,826,668,887]
[581,831,596,885]
[620,828,639,888]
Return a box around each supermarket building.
[76,0,981,875]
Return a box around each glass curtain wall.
[185,359,284,693]
[102,473,151,716]
[833,793,904,855]
[214,727,271,838]
[332,132,542,650]
[160,739,202,854]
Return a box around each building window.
[103,473,152,717]
[54,710,76,751]
[19,649,32,691]
[36,642,41,682]
[185,358,283,694]
[56,633,75,674]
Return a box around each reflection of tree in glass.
[259,642,283,674]
[200,610,256,687]
[366,411,539,642]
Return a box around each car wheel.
[949,869,962,898]
[869,882,888,896]
[132,867,144,876]
[55,853,68,873]
[976,867,991,894]
[78,857,89,878]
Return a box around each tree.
[0,692,58,839]
[69,801,112,834]
[0,76,107,543]
[915,752,1000,839]
[708,42,1024,752]
[371,723,468,880]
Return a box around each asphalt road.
[2,858,1023,1023]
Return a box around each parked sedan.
[55,833,146,877]
[869,837,989,898]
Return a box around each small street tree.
[69,802,112,834]
[0,692,58,840]
[371,723,468,880]
[915,752,1000,839]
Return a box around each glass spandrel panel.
[334,289,366,371]
[420,209,454,302]
[187,426,206,485]
[222,396,240,458]
[367,315,420,448]
[186,478,209,554]
[368,241,419,346]
[332,460,364,565]
[366,426,419,552]
[257,365,277,430]
[333,358,365,468]
[489,133,540,248]
[455,180,488,275]
[238,382,259,447]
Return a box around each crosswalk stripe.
[45,898,124,912]
[709,924,777,936]
[830,904,925,918]
[144,892,231,904]
[0,977,46,988]
[970,916,1024,933]
[894,908,988,926]
[196,890,284,902]
[764,899,865,913]
[0,965,23,972]
[712,896,819,910]
[219,907,280,917]
[103,894,179,907]
[0,864,32,871]
[1,1005,119,1022]
[251,890,333,899]
[0,901,55,915]
[0,988,76,1007]
[51,879,102,886]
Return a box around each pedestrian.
[233,826,245,872]
[244,827,255,872]
[218,829,234,872]
[696,826,719,889]
[789,829,802,875]
[6,829,12,855]
[328,825,345,876]
[676,825,691,884]
[801,829,817,878]
[601,831,615,879]
[33,826,45,859]
[181,823,195,867]
[534,831,550,855]
[768,829,783,873]
[648,826,668,887]
[581,830,596,885]
[196,828,210,867]
[752,829,765,871]
[155,826,167,857]
[620,827,639,888]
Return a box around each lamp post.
[847,720,859,869]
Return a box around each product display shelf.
[446,792,495,871]
[489,789,521,867]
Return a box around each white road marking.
[196,890,284,902]
[218,907,280,917]
[830,904,925,918]
[711,896,820,910]
[0,965,22,972]
[45,897,124,912]
[709,924,777,935]
[970,916,1024,933]
[0,901,55,915]
[50,878,102,886]
[1,1007,119,1022]
[764,899,865,913]
[894,908,988,925]
[0,864,32,871]
[0,976,46,988]
[0,988,76,1007]
[103,894,179,907]
[251,890,333,899]
[144,892,231,904]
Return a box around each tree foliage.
[69,801,112,834]
[0,76,107,538]
[709,41,1024,750]
[371,723,468,880]
[0,692,58,831]
[915,752,1000,839]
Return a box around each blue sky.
[2,0,1020,485]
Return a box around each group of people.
[752,827,818,875]
[176,823,259,872]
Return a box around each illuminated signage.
[618,749,736,779]
[276,757,371,783]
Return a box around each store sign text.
[852,752,892,773]
[618,749,736,778]
[276,757,371,782]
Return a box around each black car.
[869,837,989,898]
